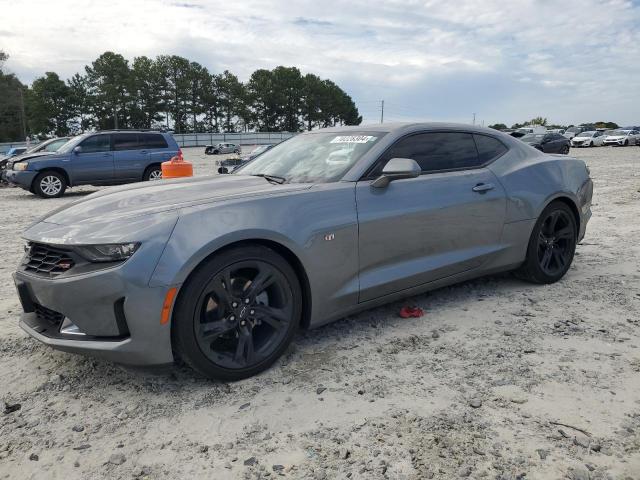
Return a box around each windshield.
[251,145,270,155]
[576,131,595,137]
[57,135,86,153]
[521,134,545,142]
[609,130,629,136]
[566,127,582,133]
[236,132,385,183]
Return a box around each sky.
[1,0,640,127]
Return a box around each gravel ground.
[1,145,639,480]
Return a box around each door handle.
[472,183,494,193]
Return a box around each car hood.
[10,151,54,163]
[41,174,313,226]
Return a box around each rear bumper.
[5,170,37,189]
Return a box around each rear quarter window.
[139,133,168,149]
[473,135,508,163]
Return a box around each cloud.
[2,0,640,126]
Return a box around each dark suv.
[4,131,179,198]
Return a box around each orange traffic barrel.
[161,153,193,179]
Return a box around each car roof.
[304,122,504,136]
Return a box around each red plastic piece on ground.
[399,306,424,318]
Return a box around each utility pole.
[18,87,27,141]
[114,106,119,129]
[380,100,384,124]
[472,113,476,125]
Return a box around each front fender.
[149,184,360,326]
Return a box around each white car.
[603,129,640,146]
[570,131,606,147]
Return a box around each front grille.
[34,303,65,327]
[22,243,75,278]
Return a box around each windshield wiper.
[251,173,287,184]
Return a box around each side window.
[473,135,507,163]
[374,132,480,175]
[139,133,168,149]
[113,133,139,151]
[79,135,110,153]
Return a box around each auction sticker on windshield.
[330,135,376,144]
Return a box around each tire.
[33,171,67,198]
[205,147,212,155]
[172,245,302,381]
[560,145,570,154]
[624,140,629,146]
[213,150,219,155]
[589,141,593,147]
[515,201,577,284]
[143,165,162,181]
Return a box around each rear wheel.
[33,171,67,198]
[172,245,302,380]
[515,202,577,284]
[143,165,162,181]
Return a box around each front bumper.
[14,267,178,366]
[4,169,37,189]
[603,140,626,146]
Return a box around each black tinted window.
[80,135,110,153]
[113,133,139,151]
[473,135,507,163]
[379,132,480,174]
[139,133,168,149]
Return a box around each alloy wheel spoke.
[245,267,275,299]
[253,304,288,330]
[552,249,566,269]
[199,320,235,340]
[234,329,255,365]
[210,269,234,308]
[540,247,553,271]
[555,225,573,240]
[547,211,559,234]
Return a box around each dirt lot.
[1,145,639,480]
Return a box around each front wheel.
[172,245,302,380]
[560,145,570,154]
[33,171,67,198]
[515,201,577,284]
[624,140,629,146]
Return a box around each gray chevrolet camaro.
[14,123,593,380]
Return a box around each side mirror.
[371,158,421,188]
[73,146,82,154]
[217,166,229,174]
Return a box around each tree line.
[0,51,362,142]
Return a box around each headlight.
[13,162,28,171]
[74,243,140,262]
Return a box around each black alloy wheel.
[173,245,301,380]
[560,144,570,154]
[535,210,575,277]
[515,201,577,284]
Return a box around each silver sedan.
[14,123,593,380]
